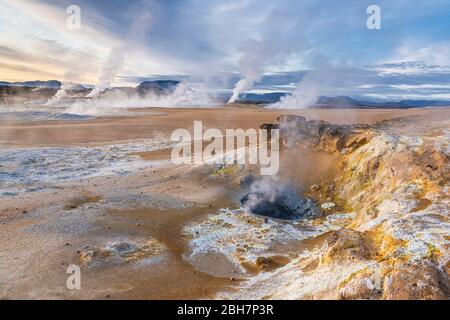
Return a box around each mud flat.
[221,110,450,300]
[0,106,449,299]
[0,106,446,147]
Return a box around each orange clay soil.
[1,106,447,147]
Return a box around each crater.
[240,177,320,220]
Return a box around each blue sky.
[0,0,449,100]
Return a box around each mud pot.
[0,107,449,299]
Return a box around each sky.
[1,0,450,100]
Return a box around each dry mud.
[0,107,448,299]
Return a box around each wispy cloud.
[0,0,449,100]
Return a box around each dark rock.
[276,115,372,153]
[240,175,255,188]
[136,80,180,97]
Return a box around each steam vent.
[1,0,449,305]
[240,178,320,220]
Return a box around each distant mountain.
[314,96,449,109]
[316,96,364,108]
[136,80,180,97]
[65,83,86,91]
[1,78,449,109]
[0,80,61,89]
[101,86,136,97]
[234,93,450,109]
[395,100,450,108]
[239,92,288,103]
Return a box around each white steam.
[65,82,215,116]
[228,39,272,103]
[242,176,284,210]
[228,4,311,104]
[227,41,278,103]
[228,78,250,104]
[46,83,69,105]
[86,50,125,98]
[269,57,336,109]
[87,0,157,99]
[241,175,319,220]
[46,71,84,105]
[269,72,323,109]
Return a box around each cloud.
[381,41,450,70]
[0,62,60,79]
[0,0,449,103]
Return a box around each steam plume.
[86,49,125,98]
[87,0,157,98]
[46,71,84,105]
[269,56,335,109]
[65,82,214,116]
[241,176,319,220]
[227,5,310,104]
[269,71,323,109]
[228,39,270,103]
[46,83,69,105]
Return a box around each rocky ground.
[0,107,448,299]
[221,112,449,299]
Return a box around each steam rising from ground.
[228,78,250,104]
[87,50,125,98]
[269,59,338,109]
[46,71,86,106]
[87,0,157,99]
[241,176,319,220]
[41,1,335,111]
[44,0,217,116]
[228,40,274,103]
[228,4,311,104]
[269,71,323,109]
[65,83,215,116]
[46,83,69,106]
